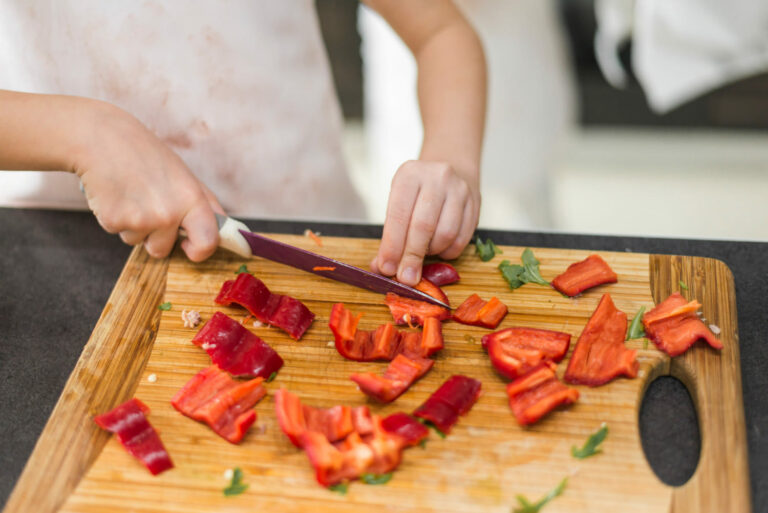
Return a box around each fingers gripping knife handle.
[179,213,253,259]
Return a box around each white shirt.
[0,1,366,220]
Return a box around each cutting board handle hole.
[639,375,701,486]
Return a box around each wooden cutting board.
[3,235,750,513]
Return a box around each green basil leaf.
[418,438,428,449]
[679,280,688,290]
[475,236,501,262]
[158,301,172,311]
[626,306,646,340]
[571,423,608,459]
[498,260,525,290]
[361,473,393,485]
[223,467,249,497]
[266,371,277,383]
[513,477,568,513]
[498,249,549,289]
[329,482,348,495]
[235,264,250,275]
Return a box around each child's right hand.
[73,102,222,261]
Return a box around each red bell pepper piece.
[171,366,266,444]
[94,398,174,475]
[642,292,723,356]
[481,327,571,380]
[192,311,284,379]
[274,388,361,448]
[215,273,315,340]
[422,262,460,286]
[329,303,444,361]
[506,362,579,425]
[381,413,429,446]
[564,294,638,386]
[350,354,434,403]
[452,294,509,329]
[385,278,451,327]
[551,254,618,297]
[413,375,482,434]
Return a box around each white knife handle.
[179,214,253,259]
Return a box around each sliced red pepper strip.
[564,294,638,386]
[192,311,284,379]
[171,366,266,444]
[94,398,174,475]
[215,273,315,340]
[506,362,579,426]
[481,327,571,380]
[274,389,356,448]
[421,262,460,286]
[452,294,509,329]
[350,354,434,403]
[329,303,444,361]
[551,254,618,297]
[642,292,723,356]
[381,413,429,446]
[385,278,451,327]
[413,375,482,434]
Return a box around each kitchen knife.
[214,214,450,309]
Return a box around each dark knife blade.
[238,230,450,309]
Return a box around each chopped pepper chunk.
[171,366,266,444]
[384,278,451,327]
[507,362,579,426]
[329,303,444,361]
[421,262,460,286]
[551,254,618,297]
[564,294,638,386]
[642,292,723,356]
[481,327,571,380]
[94,398,174,475]
[274,389,357,448]
[215,273,315,340]
[192,311,284,379]
[351,354,434,403]
[452,294,509,329]
[413,375,482,434]
[381,413,429,446]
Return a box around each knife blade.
[212,215,449,309]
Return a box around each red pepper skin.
[642,292,723,356]
[422,262,460,286]
[350,355,434,403]
[215,273,315,340]
[171,366,266,444]
[94,398,174,475]
[192,311,284,379]
[506,362,579,426]
[385,278,451,327]
[413,375,482,434]
[273,389,357,448]
[482,327,571,380]
[329,303,444,361]
[452,294,509,329]
[381,413,429,446]
[551,254,618,297]
[564,294,638,386]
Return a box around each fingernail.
[401,266,417,284]
[381,260,396,275]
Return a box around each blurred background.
[317,0,768,241]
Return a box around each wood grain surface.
[3,235,750,513]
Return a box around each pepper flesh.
[551,254,618,297]
[94,398,174,475]
[215,273,315,340]
[506,362,579,425]
[413,375,482,434]
[481,327,571,380]
[385,278,451,327]
[274,389,359,448]
[171,366,266,444]
[452,294,509,329]
[192,311,284,379]
[329,303,444,361]
[421,262,460,286]
[564,294,638,386]
[642,292,723,356]
[350,354,434,403]
[381,413,429,446]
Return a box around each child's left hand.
[370,159,480,286]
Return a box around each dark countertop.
[1,207,766,512]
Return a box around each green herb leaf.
[513,477,568,513]
[571,423,608,459]
[498,249,549,290]
[223,467,249,497]
[643,338,649,350]
[235,264,250,275]
[475,236,502,262]
[266,371,277,383]
[418,438,428,449]
[498,260,525,289]
[626,306,646,340]
[329,482,348,495]
[361,473,393,485]
[416,418,447,438]
[679,280,688,290]
[158,301,172,311]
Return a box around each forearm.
[0,90,101,172]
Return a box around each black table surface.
[1,207,766,512]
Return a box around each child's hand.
[371,160,480,286]
[75,103,222,261]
